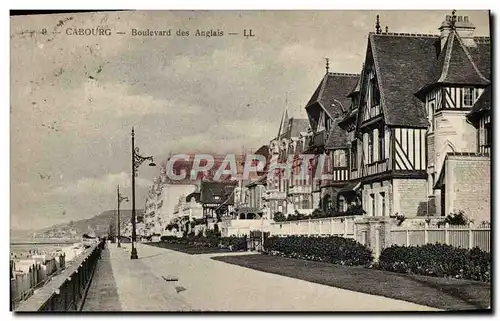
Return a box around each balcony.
[264,190,287,200]
[288,185,312,195]
[361,104,381,123]
[363,158,389,177]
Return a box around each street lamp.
[131,127,156,259]
[117,184,129,248]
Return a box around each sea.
[10,238,80,256]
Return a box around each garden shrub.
[378,244,491,282]
[219,236,248,251]
[437,210,471,227]
[158,233,247,251]
[273,212,286,222]
[263,235,373,266]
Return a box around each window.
[463,87,475,107]
[368,132,374,164]
[380,192,386,216]
[379,125,385,160]
[485,123,492,147]
[371,78,380,107]
[351,142,358,169]
[429,102,435,131]
[333,150,347,167]
[370,194,376,216]
[338,198,345,212]
[302,195,310,209]
[429,173,435,195]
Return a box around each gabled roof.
[468,84,491,121]
[286,118,310,139]
[277,107,289,138]
[347,77,361,98]
[306,72,359,119]
[368,33,440,127]
[325,120,349,150]
[416,31,490,96]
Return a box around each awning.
[339,181,361,194]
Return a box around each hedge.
[378,244,491,282]
[263,235,373,266]
[158,235,248,251]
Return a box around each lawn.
[145,242,234,255]
[213,254,491,311]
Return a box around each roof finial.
[325,57,330,73]
[385,26,389,33]
[450,10,457,29]
[375,15,381,34]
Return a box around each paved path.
[83,243,438,311]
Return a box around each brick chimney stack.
[439,12,476,48]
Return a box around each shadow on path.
[138,253,164,260]
[81,248,122,311]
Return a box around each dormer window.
[463,87,475,107]
[333,149,347,168]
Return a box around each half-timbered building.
[309,12,491,222]
[304,69,359,213]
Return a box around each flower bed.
[263,235,373,266]
[378,244,491,282]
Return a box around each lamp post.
[117,184,129,248]
[131,127,156,259]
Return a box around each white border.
[2,1,497,320]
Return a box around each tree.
[273,212,286,222]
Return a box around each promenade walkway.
[82,243,438,311]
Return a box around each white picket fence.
[390,223,491,252]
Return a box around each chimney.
[456,16,476,47]
[438,12,476,49]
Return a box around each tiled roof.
[416,31,490,95]
[347,77,361,97]
[287,118,310,139]
[306,72,359,120]
[468,84,491,120]
[185,192,200,203]
[369,33,439,127]
[254,144,270,159]
[200,181,237,205]
[339,107,358,129]
[468,38,491,79]
[325,119,349,149]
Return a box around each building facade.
[303,12,491,223]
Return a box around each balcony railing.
[320,168,349,186]
[361,104,381,123]
[363,158,389,177]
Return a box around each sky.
[10,10,490,230]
